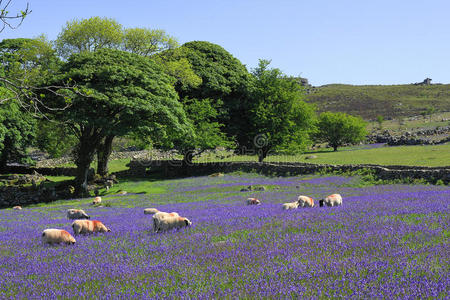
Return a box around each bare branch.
[0,1,31,33]
[0,75,90,118]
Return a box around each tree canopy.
[246,59,316,162]
[176,41,253,141]
[55,17,123,59]
[42,48,191,194]
[123,28,178,56]
[0,36,60,108]
[314,111,367,151]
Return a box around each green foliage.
[421,106,436,122]
[55,17,123,58]
[172,98,232,162]
[0,36,59,86]
[0,90,36,168]
[314,112,367,151]
[376,115,384,129]
[177,41,253,139]
[35,120,77,158]
[42,49,191,194]
[123,28,178,56]
[153,47,202,90]
[247,59,316,161]
[46,48,189,139]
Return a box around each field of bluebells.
[0,173,449,298]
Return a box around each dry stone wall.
[121,160,450,184]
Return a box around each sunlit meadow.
[0,174,448,298]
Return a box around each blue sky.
[2,0,449,86]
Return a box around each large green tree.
[314,112,367,151]
[176,41,252,143]
[247,60,316,162]
[54,17,196,175]
[43,49,191,195]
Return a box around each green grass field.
[196,144,450,167]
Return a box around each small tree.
[376,115,384,130]
[170,98,232,165]
[422,106,435,123]
[246,59,316,162]
[315,112,367,151]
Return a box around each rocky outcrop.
[367,126,450,146]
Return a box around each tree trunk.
[73,129,102,197]
[183,151,194,166]
[74,154,93,197]
[0,138,11,171]
[333,145,338,151]
[97,135,114,177]
[258,147,269,163]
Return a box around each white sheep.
[282,202,299,210]
[12,206,22,210]
[71,220,111,235]
[144,208,159,215]
[92,196,102,205]
[66,209,90,220]
[42,229,76,245]
[152,212,190,233]
[320,194,343,207]
[246,198,261,205]
[297,195,315,207]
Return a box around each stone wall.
[120,160,450,184]
[367,126,450,146]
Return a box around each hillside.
[306,83,450,120]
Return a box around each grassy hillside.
[307,84,450,120]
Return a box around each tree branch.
[0,1,31,33]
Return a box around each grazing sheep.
[12,206,22,210]
[144,208,159,215]
[93,196,102,205]
[66,209,90,220]
[209,172,224,177]
[282,202,299,210]
[71,220,111,235]
[152,212,189,233]
[321,194,343,207]
[42,229,76,245]
[247,198,261,205]
[104,180,114,191]
[297,195,314,207]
